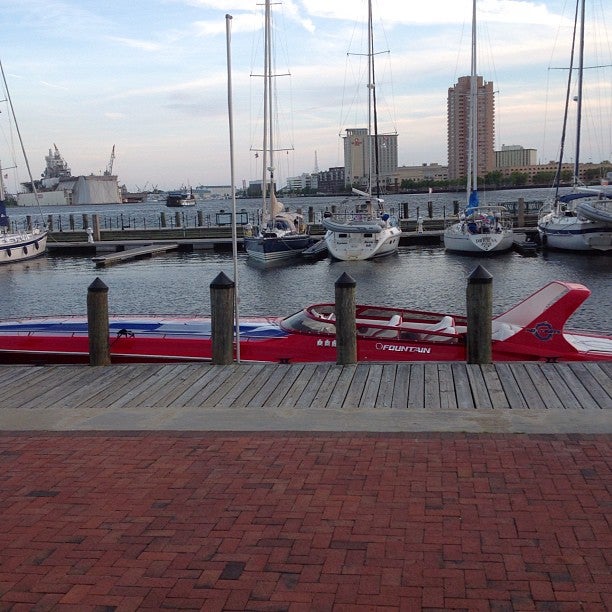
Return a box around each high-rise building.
[495,145,537,168]
[447,75,495,181]
[343,128,398,191]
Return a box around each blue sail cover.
[0,198,9,228]
[465,189,479,216]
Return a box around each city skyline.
[0,0,610,192]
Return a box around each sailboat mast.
[467,0,478,207]
[574,0,585,186]
[260,0,271,225]
[368,0,382,201]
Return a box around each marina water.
[2,190,610,330]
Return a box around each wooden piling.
[87,277,111,366]
[517,197,525,227]
[160,212,167,228]
[47,215,54,231]
[92,214,101,241]
[335,273,357,365]
[210,272,235,365]
[175,211,181,228]
[466,265,493,364]
[26,215,32,231]
[82,214,89,230]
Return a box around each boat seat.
[420,316,456,341]
[371,314,402,338]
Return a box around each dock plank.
[342,363,370,408]
[566,362,611,409]
[360,364,384,408]
[310,365,344,408]
[480,364,510,410]
[246,364,294,407]
[438,363,458,410]
[451,363,475,410]
[176,365,237,406]
[465,365,493,410]
[424,364,441,410]
[375,364,397,408]
[325,365,356,408]
[495,363,529,410]
[523,363,566,410]
[553,363,601,410]
[391,363,411,409]
[261,364,306,407]
[294,364,334,408]
[407,364,425,409]
[506,364,546,410]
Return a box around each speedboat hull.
[1,281,609,365]
[0,230,48,264]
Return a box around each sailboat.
[0,61,48,265]
[243,0,311,263]
[322,0,401,261]
[443,0,513,254]
[537,0,612,252]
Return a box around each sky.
[0,0,610,192]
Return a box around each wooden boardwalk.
[1,361,610,433]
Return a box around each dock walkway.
[1,361,609,432]
[1,362,610,610]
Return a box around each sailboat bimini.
[443,0,513,254]
[537,0,612,252]
[243,0,311,263]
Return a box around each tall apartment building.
[343,128,398,191]
[447,75,495,181]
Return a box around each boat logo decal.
[317,339,337,348]
[527,322,560,341]
[376,343,431,354]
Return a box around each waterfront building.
[286,173,319,192]
[316,167,345,194]
[495,145,537,168]
[447,75,495,181]
[343,128,398,192]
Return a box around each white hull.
[324,225,401,261]
[444,225,514,253]
[0,229,48,264]
[538,212,612,252]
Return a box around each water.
[1,244,609,331]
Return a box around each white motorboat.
[444,0,513,254]
[323,1,401,261]
[243,0,310,263]
[537,0,612,252]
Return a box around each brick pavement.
[0,432,610,611]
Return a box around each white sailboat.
[322,0,401,261]
[0,61,47,265]
[243,0,311,263]
[443,0,513,254]
[537,0,611,252]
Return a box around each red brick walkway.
[0,433,610,611]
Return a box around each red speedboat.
[0,281,610,364]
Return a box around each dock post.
[47,215,54,231]
[210,272,235,365]
[466,265,493,364]
[335,273,357,365]
[69,214,75,230]
[82,214,89,230]
[308,206,314,223]
[197,210,204,227]
[87,278,111,366]
[175,211,181,228]
[160,212,167,228]
[453,200,459,215]
[517,197,525,227]
[26,215,32,231]
[427,201,433,218]
[92,214,101,241]
[402,202,409,219]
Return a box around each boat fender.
[6,249,10,257]
[22,246,28,255]
[116,329,135,338]
[35,241,39,250]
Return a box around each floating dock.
[91,243,179,267]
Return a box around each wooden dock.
[0,361,609,433]
[91,243,179,266]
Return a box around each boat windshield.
[280,306,336,334]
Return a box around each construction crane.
[104,145,115,176]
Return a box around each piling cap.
[335,272,356,288]
[88,277,108,293]
[210,271,235,289]
[468,265,493,284]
